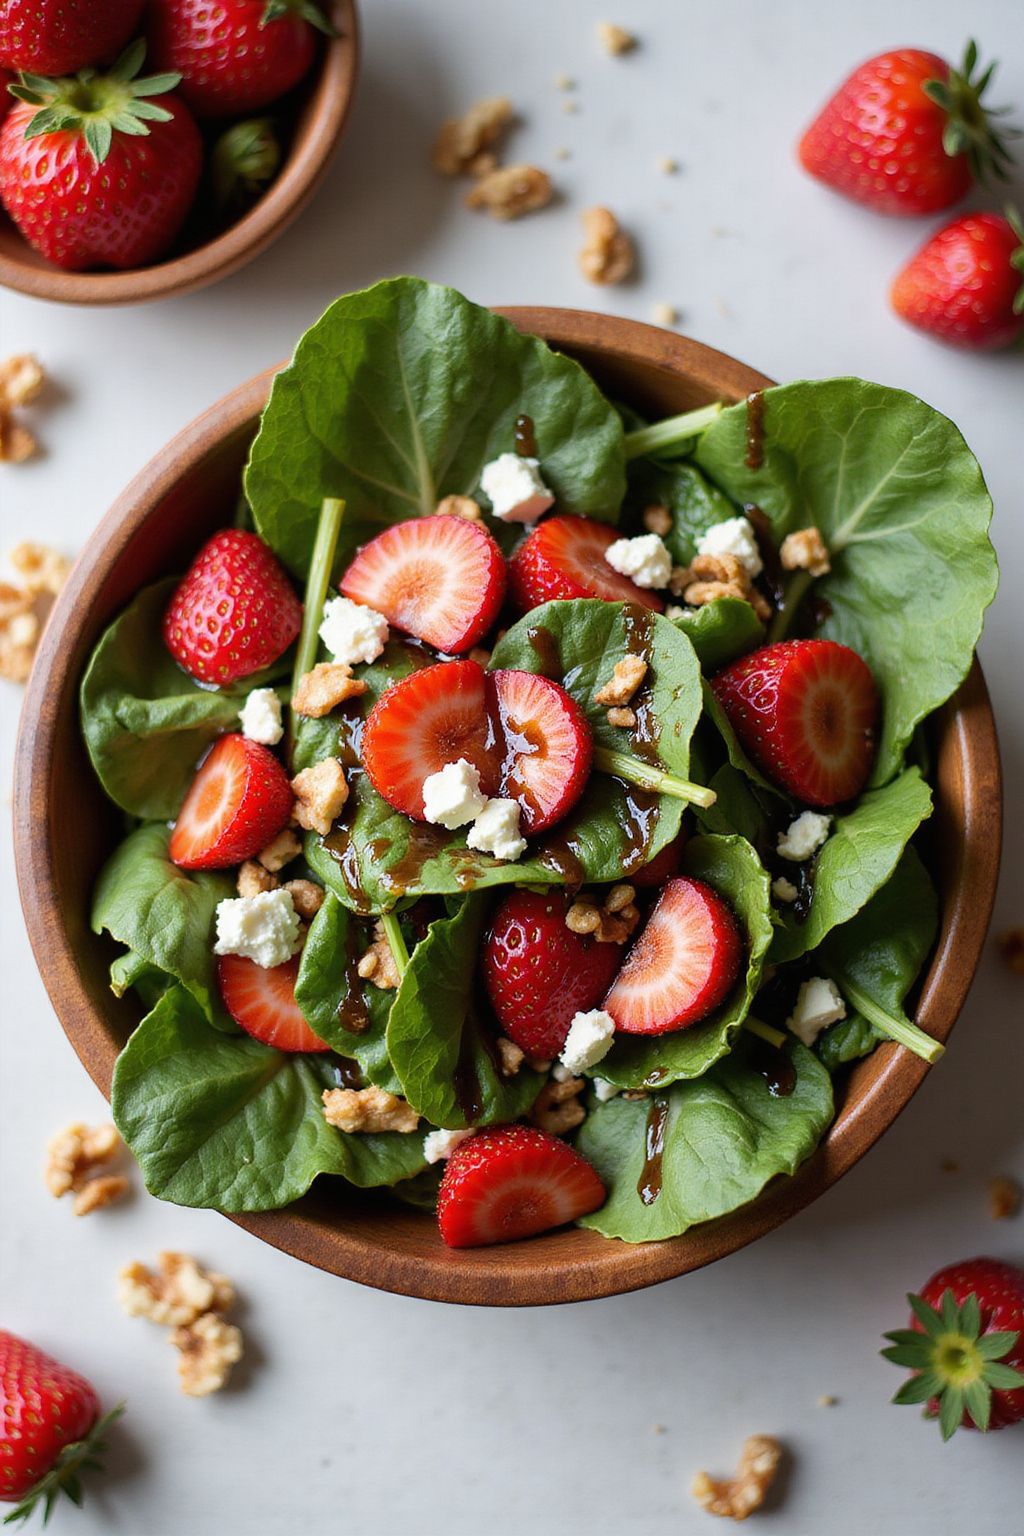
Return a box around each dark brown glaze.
[616,784,660,873]
[791,862,816,924]
[745,504,785,610]
[808,593,834,629]
[637,1095,669,1205]
[376,822,453,896]
[621,604,660,768]
[526,625,563,680]
[514,413,538,457]
[744,390,766,471]
[332,705,365,769]
[453,1028,484,1124]
[752,1040,796,1098]
[330,1058,364,1089]
[536,832,585,886]
[321,816,375,916]
[337,924,370,1034]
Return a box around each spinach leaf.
[597,834,774,1089]
[109,950,174,1012]
[245,278,627,581]
[294,892,402,1093]
[111,986,428,1212]
[92,824,234,1028]
[694,379,998,785]
[672,599,765,673]
[577,1037,833,1242]
[816,1014,880,1072]
[386,897,542,1128]
[628,459,739,566]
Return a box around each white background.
[1,2,1022,1532]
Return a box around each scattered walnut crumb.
[780,527,830,578]
[653,1423,667,1434]
[292,661,366,718]
[433,96,514,177]
[997,929,1024,974]
[691,1435,783,1520]
[465,164,553,220]
[643,503,673,537]
[172,1312,243,1397]
[291,757,348,836]
[357,920,401,990]
[651,303,679,329]
[595,653,647,707]
[554,146,571,161]
[283,879,324,921]
[45,1121,121,1200]
[496,1036,525,1077]
[322,1085,420,1134]
[436,494,482,521]
[0,416,36,463]
[566,885,639,945]
[238,859,278,898]
[597,21,637,55]
[11,542,69,595]
[989,1175,1021,1220]
[0,354,46,463]
[0,542,71,682]
[532,1075,586,1135]
[579,206,635,285]
[817,1395,837,1408]
[657,156,679,175]
[672,553,771,623]
[118,1252,234,1328]
[562,98,579,115]
[257,826,302,872]
[607,706,636,728]
[73,1174,130,1216]
[553,71,574,91]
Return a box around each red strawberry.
[891,209,1024,351]
[0,69,12,119]
[437,1125,606,1247]
[164,528,302,685]
[629,827,687,889]
[0,0,143,75]
[148,0,331,119]
[712,640,878,807]
[508,516,665,615]
[489,668,591,834]
[0,43,202,271]
[883,1257,1024,1437]
[798,42,1015,216]
[168,733,293,869]
[218,952,329,1051]
[482,890,622,1059]
[0,1331,120,1520]
[340,515,507,656]
[604,876,741,1035]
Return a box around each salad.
[80,278,997,1249]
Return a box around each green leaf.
[694,379,998,785]
[294,892,402,1092]
[627,458,739,565]
[975,1330,1021,1360]
[671,598,765,673]
[881,1342,933,1369]
[908,1293,945,1338]
[959,1291,982,1341]
[576,1038,833,1241]
[939,1387,965,1441]
[891,1372,941,1405]
[111,987,428,1211]
[963,1380,991,1432]
[983,1361,1024,1389]
[109,949,174,1011]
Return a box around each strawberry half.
[168,734,293,869]
[604,876,742,1035]
[711,639,879,807]
[218,953,330,1052]
[437,1125,606,1247]
[490,668,592,834]
[508,515,665,615]
[340,514,507,654]
[482,890,622,1059]
[164,529,302,686]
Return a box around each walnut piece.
[997,929,1024,974]
[606,706,636,728]
[579,206,635,285]
[597,21,637,55]
[642,503,672,536]
[73,1175,130,1216]
[292,662,366,718]
[780,527,830,578]
[466,164,553,220]
[497,1036,525,1077]
[322,1085,420,1134]
[672,552,771,623]
[283,878,324,920]
[291,758,348,836]
[532,1076,586,1134]
[989,1175,1022,1220]
[0,416,36,463]
[118,1252,235,1328]
[172,1313,243,1397]
[594,654,647,707]
[257,826,302,872]
[0,355,46,464]
[433,96,514,176]
[566,885,640,944]
[45,1122,121,1199]
[357,920,401,989]
[0,543,70,681]
[691,1435,783,1520]
[238,859,278,897]
[436,494,482,521]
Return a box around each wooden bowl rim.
[0,0,359,306]
[13,309,1003,1305]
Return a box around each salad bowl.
[13,309,1001,1305]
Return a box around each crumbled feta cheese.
[696,516,763,578]
[466,798,527,861]
[665,604,695,621]
[592,1077,621,1102]
[560,1009,616,1075]
[421,758,487,829]
[422,1127,476,1164]
[786,977,846,1047]
[772,876,799,904]
[213,889,302,969]
[777,810,832,861]
[479,453,554,524]
[604,533,672,590]
[238,687,283,746]
[551,1063,576,1083]
[318,596,389,667]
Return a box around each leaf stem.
[743,1016,788,1049]
[593,745,717,808]
[623,402,723,461]
[828,974,945,1065]
[292,496,345,691]
[380,912,409,979]
[768,569,814,643]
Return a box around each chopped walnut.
[291,758,348,836]
[45,1121,121,1199]
[10,542,70,595]
[0,355,46,464]
[466,164,553,220]
[0,542,71,682]
[604,882,636,914]
[238,859,278,898]
[691,1435,784,1520]
[172,1312,243,1397]
[579,206,635,285]
[497,1036,525,1077]
[594,654,647,707]
[997,929,1024,974]
[597,21,637,55]
[283,879,324,921]
[607,706,636,728]
[672,553,771,623]
[322,1085,420,1134]
[73,1175,130,1216]
[436,494,482,521]
[0,416,36,463]
[292,662,366,718]
[780,527,830,578]
[257,826,302,872]
[118,1252,235,1328]
[532,1076,586,1134]
[989,1175,1021,1220]
[433,96,514,176]
[642,503,672,536]
[566,885,640,944]
[651,303,679,328]
[356,920,402,990]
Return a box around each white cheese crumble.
[772,876,799,904]
[421,758,487,829]
[238,687,283,746]
[604,533,672,590]
[559,1009,616,1075]
[479,453,554,524]
[422,1127,476,1164]
[318,595,389,667]
[213,889,302,969]
[592,1077,621,1102]
[665,604,696,621]
[777,810,832,861]
[696,516,763,577]
[786,977,846,1047]
[466,798,527,861]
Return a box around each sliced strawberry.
[218,953,330,1052]
[168,734,293,869]
[712,639,879,807]
[490,668,592,834]
[340,514,507,654]
[482,890,622,1059]
[629,827,687,889]
[437,1125,606,1247]
[604,877,742,1035]
[508,516,665,615]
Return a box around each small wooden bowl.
[0,1,358,306]
[13,312,1002,1305]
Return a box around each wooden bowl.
[13,311,1002,1305]
[0,1,358,306]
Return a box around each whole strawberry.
[891,209,1024,351]
[0,41,202,271]
[148,0,335,119]
[799,41,1016,216]
[0,0,143,76]
[882,1257,1024,1438]
[0,1330,122,1521]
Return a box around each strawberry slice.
[437,1125,606,1247]
[604,876,742,1035]
[168,734,293,869]
[340,514,507,654]
[163,529,302,685]
[508,515,665,615]
[490,668,592,834]
[712,639,879,806]
[218,953,330,1052]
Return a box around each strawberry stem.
[743,1016,787,1049]
[2,1403,124,1528]
[292,497,345,689]
[825,972,945,1064]
[592,746,717,808]
[623,402,723,461]
[380,912,409,978]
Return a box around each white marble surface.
[1,2,1022,1531]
